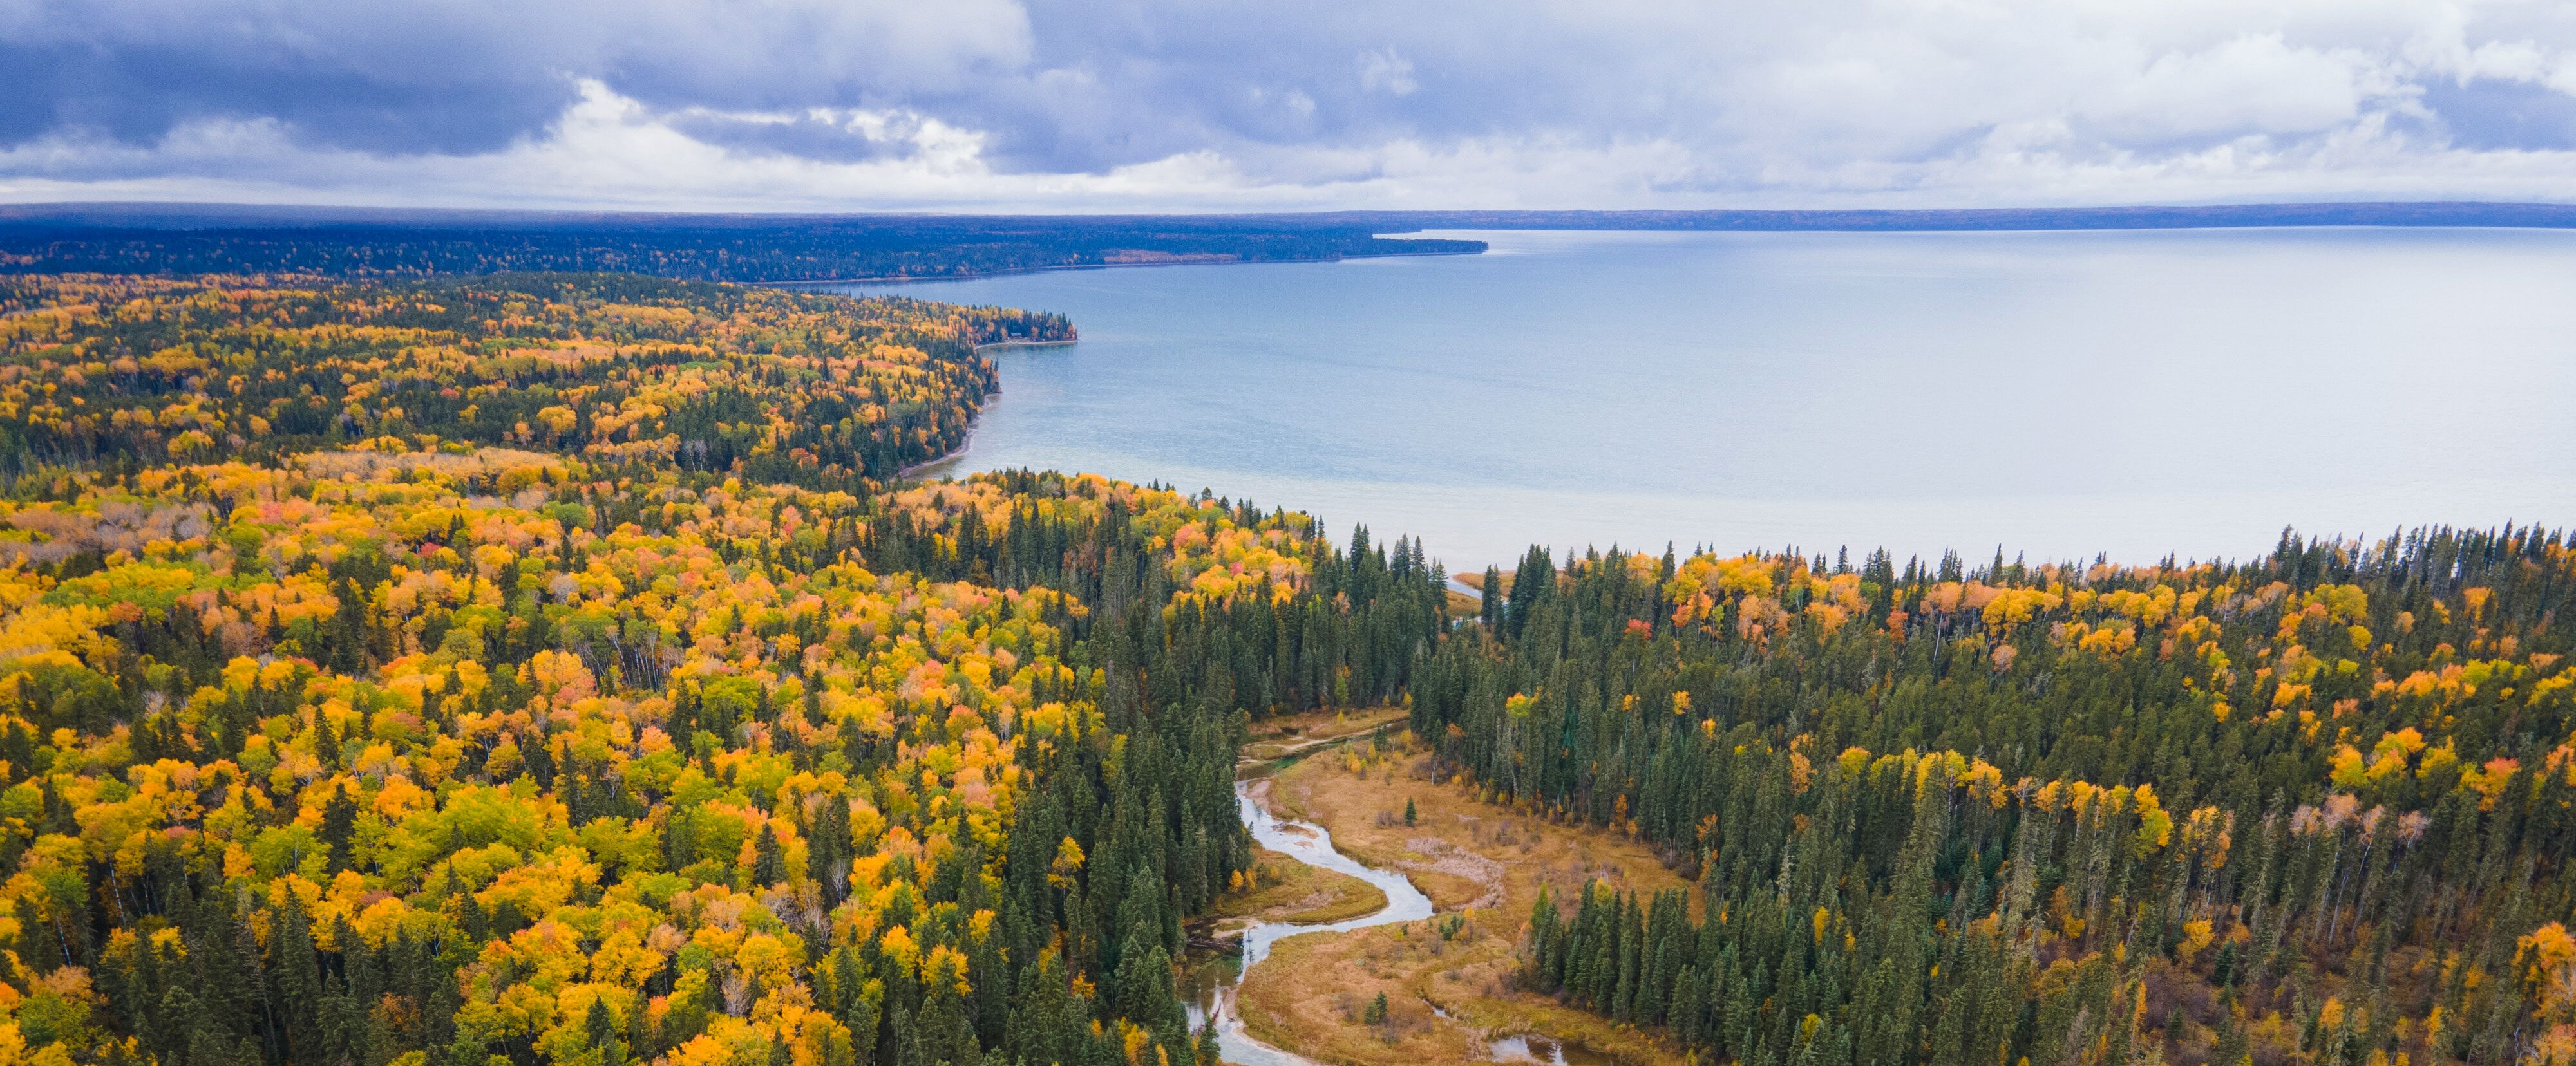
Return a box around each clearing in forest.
[1237,731,1694,1066]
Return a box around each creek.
[1181,774,1434,1066]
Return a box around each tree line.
[0,214,1484,283]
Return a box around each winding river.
[1184,776,1435,1066]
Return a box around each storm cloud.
[4,0,2575,209]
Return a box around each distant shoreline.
[14,200,2574,232]
[1309,201,2576,234]
[8,201,2564,288]
[756,247,1477,288]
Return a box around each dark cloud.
[0,0,1033,154]
[661,111,923,165]
[949,1,1657,173]
[0,0,1664,174]
[0,42,574,154]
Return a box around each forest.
[1,266,2570,1066]
[1427,538,2575,1066]
[0,272,1079,488]
[0,212,1485,283]
[0,274,1450,1066]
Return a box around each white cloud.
[2103,35,2374,142]
[1359,50,1419,97]
[3,0,2575,209]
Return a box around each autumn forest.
[0,269,2568,1066]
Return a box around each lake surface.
[833,228,2576,570]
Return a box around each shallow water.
[1488,1034,1616,1066]
[835,227,2576,570]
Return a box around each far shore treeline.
[0,266,2568,1066]
[0,209,1486,283]
[8,201,2576,285]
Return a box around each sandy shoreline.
[892,337,1078,478]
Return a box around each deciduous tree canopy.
[0,274,1447,1066]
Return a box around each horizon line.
[9,198,2576,232]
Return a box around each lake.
[831,228,2576,570]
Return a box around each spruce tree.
[752,824,788,886]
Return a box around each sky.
[5,0,2576,212]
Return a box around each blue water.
[834,228,2576,570]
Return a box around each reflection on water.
[1488,1034,1615,1066]
[1180,779,1433,1066]
[834,227,2576,568]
